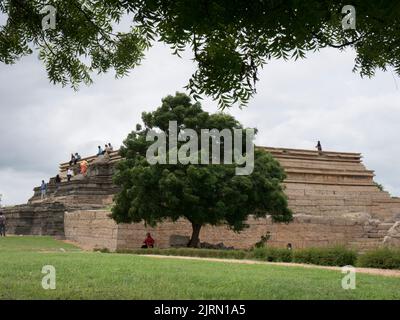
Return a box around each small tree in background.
[111,93,292,247]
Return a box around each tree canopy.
[1,1,399,107]
[111,93,292,247]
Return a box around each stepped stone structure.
[3,147,400,251]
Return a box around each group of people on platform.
[38,144,114,199]
[97,143,114,156]
[36,140,322,203]
[69,152,82,166]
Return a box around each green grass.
[1,236,400,300]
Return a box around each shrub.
[119,248,250,260]
[254,232,271,248]
[357,248,400,269]
[293,246,357,266]
[266,247,293,262]
[119,248,162,255]
[251,247,268,260]
[251,247,293,262]
[118,246,360,267]
[93,247,110,253]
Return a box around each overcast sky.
[0,41,399,206]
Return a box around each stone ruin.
[3,147,400,251]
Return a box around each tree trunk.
[188,223,202,248]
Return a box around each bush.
[117,246,362,267]
[251,247,293,262]
[119,248,250,260]
[357,248,400,269]
[117,248,162,255]
[293,246,357,266]
[254,232,271,248]
[93,247,110,253]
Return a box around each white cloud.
[0,168,47,206]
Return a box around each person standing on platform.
[0,211,6,237]
[80,160,89,175]
[316,141,322,153]
[40,180,47,200]
[67,168,73,181]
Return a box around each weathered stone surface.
[383,221,400,247]
[59,210,394,252]
[64,210,118,250]
[4,146,400,251]
[3,202,65,236]
[387,221,400,237]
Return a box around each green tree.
[111,93,292,247]
[1,1,399,107]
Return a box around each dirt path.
[139,254,400,278]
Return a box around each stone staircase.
[262,147,400,224]
[3,156,118,237]
[29,157,118,208]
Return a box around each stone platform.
[3,147,400,251]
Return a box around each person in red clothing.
[142,232,155,248]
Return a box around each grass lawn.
[0,236,399,300]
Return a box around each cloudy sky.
[0,40,399,206]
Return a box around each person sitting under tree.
[141,233,155,248]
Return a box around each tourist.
[54,174,62,193]
[105,143,114,154]
[74,153,81,164]
[141,233,155,248]
[55,174,62,184]
[316,141,322,152]
[80,160,89,175]
[40,180,47,200]
[287,243,292,251]
[0,211,6,237]
[67,168,73,182]
[69,153,76,166]
[97,146,104,156]
[104,144,110,154]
